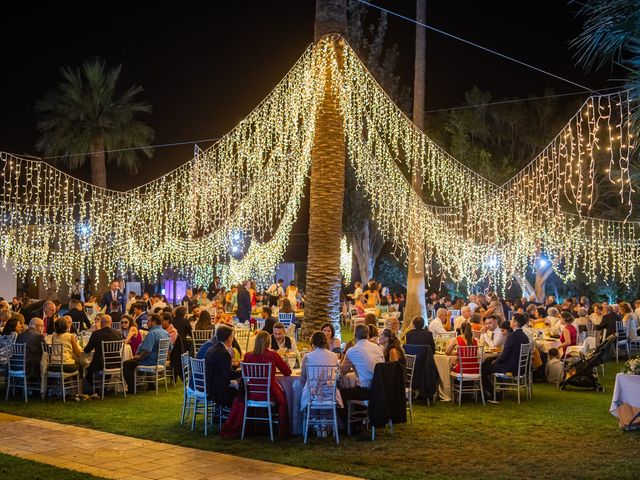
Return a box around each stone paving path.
[0,413,361,480]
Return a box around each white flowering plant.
[621,357,640,375]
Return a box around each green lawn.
[0,452,106,480]
[1,357,639,480]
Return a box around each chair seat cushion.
[451,372,482,380]
[136,365,165,372]
[247,400,276,407]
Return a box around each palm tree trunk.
[403,0,427,329]
[302,35,346,342]
[90,137,108,188]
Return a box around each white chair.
[134,338,171,394]
[285,323,297,340]
[192,330,212,356]
[180,352,195,425]
[42,343,80,403]
[5,343,27,402]
[234,328,251,354]
[255,319,266,331]
[111,321,121,331]
[405,354,416,426]
[241,362,278,442]
[615,321,629,362]
[278,312,294,327]
[451,345,485,406]
[189,357,212,436]
[93,340,126,399]
[303,364,340,444]
[71,321,81,332]
[493,343,532,404]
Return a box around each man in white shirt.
[545,307,562,335]
[340,324,384,392]
[149,294,167,314]
[454,306,471,331]
[479,315,505,349]
[428,308,450,335]
[266,279,285,307]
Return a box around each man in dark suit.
[16,317,46,383]
[82,313,122,394]
[260,306,277,334]
[404,316,435,353]
[101,280,125,313]
[596,305,621,338]
[132,302,148,330]
[482,313,530,401]
[108,301,123,324]
[41,300,59,335]
[236,281,252,324]
[204,325,241,407]
[67,299,91,330]
[181,289,196,313]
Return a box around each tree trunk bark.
[350,221,375,283]
[302,32,346,342]
[90,137,107,188]
[314,0,347,42]
[403,0,427,329]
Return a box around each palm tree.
[302,0,347,342]
[36,58,154,188]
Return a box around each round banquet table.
[434,354,456,401]
[276,370,303,435]
[610,373,640,430]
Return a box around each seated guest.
[454,306,471,332]
[204,325,242,407]
[62,315,78,334]
[123,314,170,391]
[445,321,479,373]
[481,313,530,401]
[67,299,91,330]
[404,316,436,353]
[595,304,621,339]
[221,331,291,439]
[557,311,577,356]
[545,307,562,336]
[15,317,46,382]
[271,322,298,353]
[339,324,384,401]
[378,328,405,367]
[260,306,277,334]
[194,310,213,331]
[574,307,591,332]
[479,315,505,349]
[121,314,142,355]
[300,331,342,411]
[469,312,483,332]
[161,312,178,345]
[500,320,512,338]
[620,302,640,342]
[82,313,122,393]
[377,296,390,316]
[51,318,82,372]
[132,302,148,330]
[125,291,137,314]
[531,307,548,329]
[321,322,342,352]
[428,308,450,335]
[545,347,563,384]
[386,316,401,337]
[109,300,123,324]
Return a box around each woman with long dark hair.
[378,328,405,367]
[446,321,479,373]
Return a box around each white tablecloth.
[611,373,640,413]
[434,354,456,401]
[276,374,303,435]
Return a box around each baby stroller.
[558,334,616,392]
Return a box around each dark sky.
[0,1,618,261]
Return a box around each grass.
[0,344,639,479]
[0,452,106,479]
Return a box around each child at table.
[545,348,563,384]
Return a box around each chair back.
[192,329,212,351]
[8,343,26,373]
[101,340,124,371]
[405,354,416,390]
[256,319,265,331]
[43,343,65,368]
[241,362,272,403]
[616,320,628,341]
[278,312,294,326]
[72,321,81,332]
[189,357,207,395]
[449,309,461,318]
[234,328,250,353]
[517,343,532,377]
[576,331,588,346]
[456,345,483,375]
[112,322,121,331]
[307,364,339,406]
[349,307,358,319]
[180,352,191,390]
[157,338,171,367]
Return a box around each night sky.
[1,1,619,261]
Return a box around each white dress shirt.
[428,317,447,336]
[479,327,505,348]
[340,339,384,389]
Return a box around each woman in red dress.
[445,321,479,374]
[220,331,291,439]
[558,311,577,357]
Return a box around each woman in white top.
[300,331,342,411]
[51,318,82,372]
[620,302,640,341]
[286,281,299,310]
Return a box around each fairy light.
[340,236,353,285]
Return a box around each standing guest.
[161,312,178,345]
[260,306,277,334]
[236,281,252,324]
[181,289,196,313]
[353,281,363,300]
[16,317,46,383]
[266,279,285,307]
[271,322,298,353]
[11,297,22,313]
[404,316,436,353]
[67,299,91,330]
[101,280,125,313]
[364,280,381,308]
[125,292,138,314]
[51,318,82,372]
[204,325,242,408]
[286,281,299,310]
[221,331,291,439]
[121,314,142,355]
[378,328,405,367]
[300,331,342,412]
[321,322,342,352]
[122,314,170,392]
[82,313,122,394]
